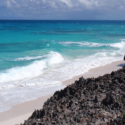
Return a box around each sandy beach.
[0,60,124,125]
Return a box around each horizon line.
[0,19,125,21]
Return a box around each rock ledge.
[20,65,125,125]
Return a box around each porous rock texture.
[21,65,125,125]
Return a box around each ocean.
[0,20,125,112]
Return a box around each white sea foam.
[59,41,125,49]
[0,85,64,112]
[110,41,125,49]
[0,51,64,84]
[0,50,123,90]
[0,43,124,112]
[13,56,45,61]
[59,41,103,47]
[46,51,64,65]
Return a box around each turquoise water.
[0,20,125,112]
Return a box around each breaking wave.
[0,51,64,84]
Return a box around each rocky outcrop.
[20,65,125,125]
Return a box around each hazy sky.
[0,0,125,20]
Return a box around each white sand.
[0,60,124,125]
[0,95,52,125]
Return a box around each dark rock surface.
[20,65,125,125]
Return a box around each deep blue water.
[0,20,125,112]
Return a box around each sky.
[0,0,125,20]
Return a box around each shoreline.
[62,60,124,86]
[0,95,52,125]
[0,60,124,125]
